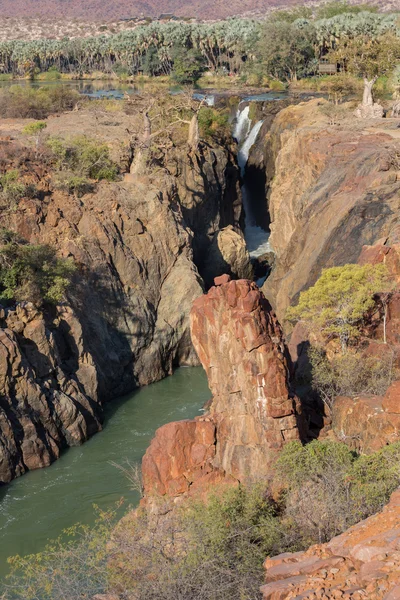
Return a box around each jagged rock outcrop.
[0,108,242,483]
[261,488,400,600]
[191,276,304,481]
[0,303,100,483]
[258,99,400,321]
[141,277,304,500]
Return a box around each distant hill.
[0,0,395,22]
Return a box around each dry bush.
[309,346,397,410]
[0,86,79,119]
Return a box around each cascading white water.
[233,105,251,145]
[235,106,272,260]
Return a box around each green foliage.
[54,173,95,197]
[171,46,205,84]
[276,440,400,544]
[256,20,317,81]
[328,33,400,81]
[0,169,27,207]
[309,346,397,408]
[182,485,283,591]
[3,506,116,600]
[269,6,313,22]
[0,242,76,305]
[47,136,118,181]
[316,1,378,19]
[286,263,390,350]
[0,85,79,119]
[197,107,229,139]
[22,121,47,135]
[42,66,61,81]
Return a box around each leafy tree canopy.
[0,242,76,306]
[286,263,389,350]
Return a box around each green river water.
[0,367,210,578]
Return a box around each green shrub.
[3,506,115,600]
[54,173,95,197]
[0,242,76,305]
[286,264,391,351]
[47,136,118,181]
[0,86,79,119]
[276,440,400,545]
[0,170,27,207]
[309,346,397,409]
[22,121,47,136]
[198,107,230,139]
[43,67,62,81]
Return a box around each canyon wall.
[0,109,243,483]
[254,99,400,321]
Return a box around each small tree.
[22,121,47,156]
[0,242,76,306]
[328,34,400,115]
[286,263,389,352]
[257,20,317,82]
[171,47,205,84]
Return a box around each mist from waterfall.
[235,105,272,259]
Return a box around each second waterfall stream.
[234,104,272,259]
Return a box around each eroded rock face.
[202,225,253,287]
[0,114,242,483]
[261,488,400,600]
[331,381,400,454]
[142,278,304,500]
[0,303,101,483]
[261,99,400,321]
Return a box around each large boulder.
[202,225,253,287]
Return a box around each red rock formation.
[142,277,303,500]
[332,381,400,454]
[261,488,400,600]
[191,277,303,481]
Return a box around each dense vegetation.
[287,264,397,408]
[0,5,398,83]
[3,439,400,600]
[0,233,76,306]
[0,85,79,118]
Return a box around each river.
[0,367,209,577]
[0,83,277,579]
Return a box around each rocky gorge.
[0,105,249,484]
[2,92,400,598]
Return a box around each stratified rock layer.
[142,278,303,499]
[261,489,400,600]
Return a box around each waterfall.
[233,105,251,145]
[235,109,272,261]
